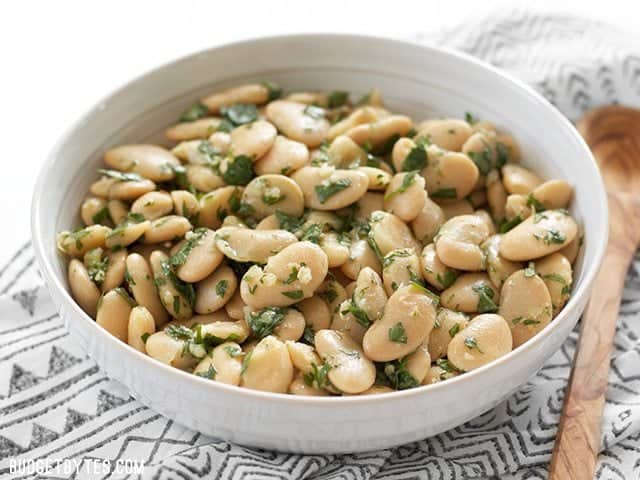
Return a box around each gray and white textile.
[1,10,640,480]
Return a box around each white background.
[0,0,637,263]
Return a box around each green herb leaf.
[315,178,352,204]
[402,144,427,172]
[303,362,332,389]
[328,90,349,108]
[240,351,252,375]
[168,228,208,268]
[303,105,325,120]
[436,269,459,289]
[215,279,229,297]
[388,322,408,343]
[195,364,217,380]
[247,307,287,338]
[341,299,371,328]
[430,187,457,199]
[383,358,419,390]
[262,81,282,101]
[523,319,541,326]
[224,345,243,357]
[275,210,304,233]
[409,281,441,305]
[524,262,536,278]
[384,171,417,200]
[220,103,258,126]
[448,323,461,338]
[495,142,509,168]
[471,283,498,313]
[300,223,322,244]
[179,102,209,122]
[281,290,303,300]
[91,206,111,225]
[140,332,150,344]
[223,155,254,186]
[97,169,143,183]
[464,112,478,125]
[464,336,484,353]
[468,147,493,176]
[165,324,194,342]
[526,193,545,212]
[499,215,522,233]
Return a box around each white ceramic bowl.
[31,34,607,454]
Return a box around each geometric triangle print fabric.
[2,11,640,480]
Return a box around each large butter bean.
[528,179,573,210]
[298,296,332,335]
[165,118,222,141]
[328,107,380,140]
[317,279,348,314]
[500,209,578,261]
[440,199,475,219]
[172,139,222,164]
[498,270,553,347]
[142,216,192,244]
[194,265,237,314]
[486,170,508,222]
[90,177,116,198]
[428,308,469,359]
[435,215,489,271]
[272,309,306,341]
[171,190,200,219]
[127,306,156,353]
[254,135,309,176]
[340,238,382,279]
[202,83,271,112]
[240,335,293,393]
[447,314,512,371]
[68,259,101,317]
[131,191,173,220]
[404,343,431,384]
[105,217,151,250]
[331,303,368,345]
[193,342,243,386]
[319,232,350,268]
[145,331,197,370]
[107,199,129,225]
[230,120,277,159]
[535,253,573,315]
[291,166,368,210]
[502,164,543,194]
[482,235,522,289]
[411,196,445,244]
[362,284,436,362]
[224,290,245,320]
[186,165,225,192]
[354,193,384,221]
[149,251,193,320]
[172,229,223,283]
[359,167,391,191]
[420,243,459,290]
[240,242,328,309]
[57,225,111,257]
[414,118,473,151]
[242,174,304,218]
[125,253,169,326]
[198,186,243,229]
[108,177,156,201]
[382,248,422,295]
[81,197,109,226]
[559,231,582,264]
[327,135,368,168]
[102,249,127,292]
[383,172,426,221]
[215,227,297,263]
[200,320,250,343]
[422,148,479,201]
[315,329,376,394]
[345,115,413,150]
[505,194,532,222]
[369,211,420,256]
[96,288,135,342]
[266,100,330,147]
[104,145,179,182]
[441,273,499,313]
[289,372,330,396]
[353,267,387,322]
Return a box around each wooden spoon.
[549,106,640,479]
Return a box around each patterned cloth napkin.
[2,10,640,480]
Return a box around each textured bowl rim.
[31,32,608,406]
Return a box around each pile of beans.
[57,82,580,395]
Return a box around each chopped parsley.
[464,336,484,353]
[436,270,459,289]
[499,215,522,233]
[282,290,304,300]
[526,193,545,212]
[275,210,304,232]
[91,206,111,225]
[140,332,150,344]
[534,229,566,245]
[495,142,509,168]
[543,273,567,284]
[436,358,462,377]
[179,102,209,122]
[388,322,408,343]
[85,248,108,286]
[382,249,412,268]
[195,364,217,380]
[160,259,196,307]
[464,112,478,125]
[215,279,229,297]
[262,81,282,101]
[303,362,332,390]
[471,283,498,313]
[220,103,258,126]
[523,319,541,326]
[341,300,371,328]
[247,307,287,338]
[430,187,457,199]
[223,155,254,186]
[524,262,536,278]
[300,223,322,243]
[448,323,461,338]
[384,171,417,200]
[168,228,208,267]
[165,324,194,341]
[97,169,143,183]
[303,105,325,120]
[409,281,441,305]
[240,351,253,375]
[383,358,419,390]
[224,345,243,357]
[114,287,136,307]
[315,178,352,204]
[328,90,349,108]
[468,147,493,176]
[402,144,427,172]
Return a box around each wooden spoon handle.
[549,194,637,479]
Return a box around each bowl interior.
[34,34,607,389]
